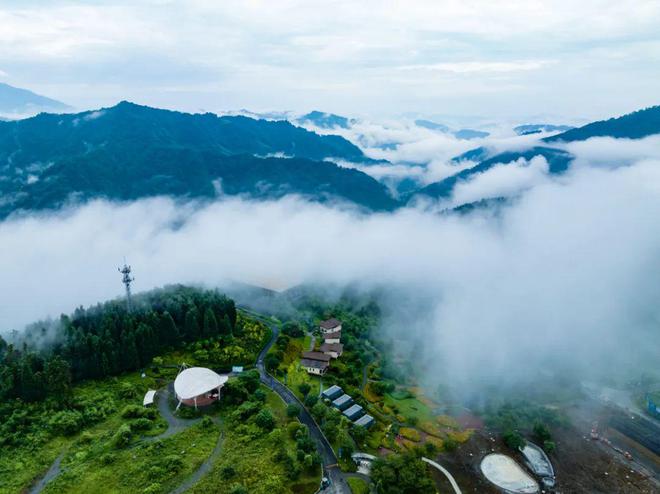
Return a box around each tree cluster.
[0,285,236,403]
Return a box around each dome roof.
[174,367,228,400]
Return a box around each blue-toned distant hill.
[415,147,572,200]
[0,102,398,216]
[297,110,352,129]
[414,119,451,133]
[0,82,71,116]
[514,124,574,136]
[454,128,490,139]
[414,105,660,202]
[414,119,489,140]
[544,105,660,142]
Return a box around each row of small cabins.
[300,318,344,376]
[321,384,374,428]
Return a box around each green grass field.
[347,477,370,494]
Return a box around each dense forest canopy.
[0,285,237,403]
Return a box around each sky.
[0,0,659,123]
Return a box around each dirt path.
[143,384,202,442]
[28,453,64,494]
[169,426,225,494]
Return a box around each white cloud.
[450,155,551,207]
[398,60,554,73]
[0,1,657,119]
[1,151,660,389]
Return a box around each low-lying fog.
[2,134,660,392]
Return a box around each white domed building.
[174,367,228,409]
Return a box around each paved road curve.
[422,457,462,494]
[253,313,350,494]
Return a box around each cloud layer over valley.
[3,138,660,391]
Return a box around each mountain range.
[0,102,658,217]
[0,82,71,117]
[414,105,660,201]
[0,102,395,217]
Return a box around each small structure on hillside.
[520,441,555,488]
[320,342,343,359]
[174,366,228,409]
[324,330,341,344]
[354,414,375,428]
[300,358,329,375]
[303,351,331,362]
[322,384,344,401]
[301,351,331,375]
[320,318,342,334]
[143,389,156,407]
[332,394,354,411]
[343,403,365,421]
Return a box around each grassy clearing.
[285,362,322,400]
[347,477,370,494]
[1,370,168,494]
[188,387,320,494]
[44,420,220,494]
[382,390,434,424]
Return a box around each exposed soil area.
[429,425,658,494]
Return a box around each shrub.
[118,382,137,399]
[282,322,304,338]
[287,421,303,438]
[164,454,184,472]
[131,418,153,431]
[298,383,311,396]
[255,409,276,431]
[229,485,248,494]
[286,403,301,418]
[121,405,144,419]
[503,430,525,450]
[221,465,236,479]
[143,482,162,494]
[49,410,84,436]
[304,394,318,407]
[100,453,116,465]
[201,416,214,429]
[111,424,133,448]
[533,422,551,443]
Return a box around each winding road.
[422,457,463,494]
[254,314,350,494]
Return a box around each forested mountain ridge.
[0,102,398,216]
[544,105,660,142]
[414,105,660,201]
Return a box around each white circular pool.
[480,453,539,493]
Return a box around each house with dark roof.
[302,351,331,362]
[324,330,341,344]
[320,318,342,334]
[343,404,365,421]
[300,358,329,375]
[321,384,344,401]
[320,342,344,359]
[332,393,354,411]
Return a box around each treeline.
[0,285,236,403]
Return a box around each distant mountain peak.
[0,82,71,117]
